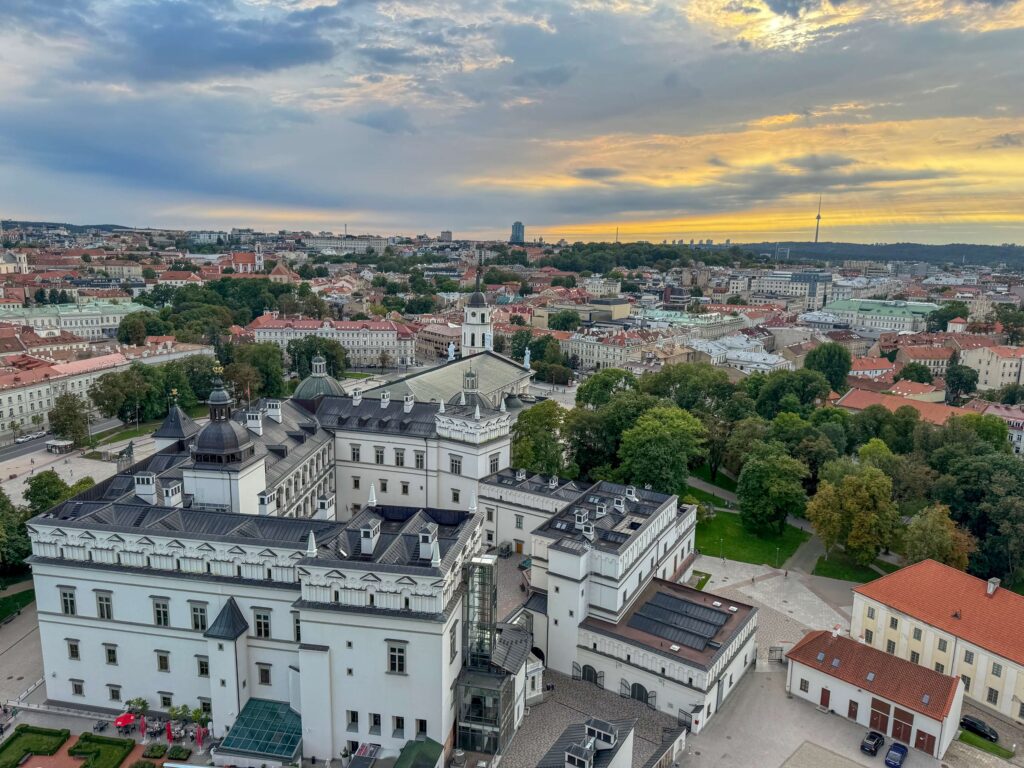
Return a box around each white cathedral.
[24,291,753,768]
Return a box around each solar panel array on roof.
[626,591,731,652]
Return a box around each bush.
[0,726,70,768]
[68,734,136,768]
[142,745,167,759]
[130,762,157,768]
[166,746,191,761]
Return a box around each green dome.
[293,355,344,400]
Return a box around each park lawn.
[959,730,1015,759]
[94,420,164,446]
[873,559,901,574]
[0,726,70,768]
[813,550,879,583]
[683,486,730,508]
[695,512,808,567]
[692,571,711,590]
[690,463,738,492]
[0,589,35,622]
[342,371,373,379]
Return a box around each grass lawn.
[695,512,809,567]
[690,463,738,492]
[0,589,35,623]
[692,571,711,590]
[959,730,1015,759]
[94,419,163,446]
[342,371,373,379]
[683,486,731,508]
[0,726,70,768]
[813,549,879,583]
[874,559,901,574]
[68,734,136,768]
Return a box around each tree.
[233,343,286,398]
[378,350,393,370]
[548,310,581,332]
[804,342,852,392]
[0,488,30,573]
[737,443,809,536]
[903,504,977,571]
[49,393,90,446]
[926,301,969,332]
[896,362,933,384]
[286,337,348,379]
[640,362,733,412]
[944,364,978,403]
[510,329,533,361]
[751,368,830,419]
[805,482,845,557]
[511,400,568,476]
[224,362,262,403]
[807,466,898,566]
[575,369,636,409]
[617,407,706,493]
[24,470,72,515]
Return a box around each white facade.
[251,315,416,367]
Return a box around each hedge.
[0,725,70,768]
[68,733,136,768]
[141,745,167,759]
[166,746,191,761]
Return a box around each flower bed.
[68,733,136,768]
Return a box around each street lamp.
[719,537,724,560]
[775,546,780,569]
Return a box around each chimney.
[404,393,414,413]
[134,472,158,505]
[381,391,391,409]
[361,519,381,555]
[516,468,526,482]
[352,388,362,406]
[419,528,437,560]
[548,475,558,489]
[987,577,1000,597]
[258,490,276,516]
[245,410,263,436]
[162,481,182,509]
[266,400,282,424]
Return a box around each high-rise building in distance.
[510,221,525,245]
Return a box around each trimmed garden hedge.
[0,725,70,768]
[141,745,167,759]
[166,746,191,761]
[68,733,136,768]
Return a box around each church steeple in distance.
[461,251,492,357]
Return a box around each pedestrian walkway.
[686,476,738,504]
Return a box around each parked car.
[14,434,33,444]
[884,743,908,768]
[860,731,885,756]
[960,715,999,742]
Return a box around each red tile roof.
[836,388,969,425]
[788,630,961,720]
[854,559,1024,666]
[850,356,896,374]
[898,346,955,361]
[887,380,941,397]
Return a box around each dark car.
[884,743,908,768]
[860,731,885,756]
[960,715,999,742]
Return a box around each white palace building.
[25,293,753,767]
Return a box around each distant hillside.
[2,220,130,233]
[741,241,1024,266]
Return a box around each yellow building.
[852,560,1024,723]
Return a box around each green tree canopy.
[902,504,977,571]
[944,364,978,403]
[49,393,90,446]
[286,336,349,379]
[511,400,569,477]
[617,407,706,493]
[547,310,581,331]
[737,442,809,536]
[926,301,969,332]
[896,362,933,384]
[575,368,637,409]
[804,342,852,392]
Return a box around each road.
[0,418,122,462]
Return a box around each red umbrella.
[196,726,203,751]
[166,721,173,744]
[114,713,135,728]
[140,715,146,740]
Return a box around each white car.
[14,435,33,443]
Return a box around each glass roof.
[218,699,302,759]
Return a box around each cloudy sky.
[1,0,1023,244]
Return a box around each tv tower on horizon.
[814,196,822,244]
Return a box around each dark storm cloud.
[572,167,624,180]
[351,107,418,135]
[78,0,340,82]
[512,65,577,88]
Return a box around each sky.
[1,0,1023,245]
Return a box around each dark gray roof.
[467,291,487,308]
[204,597,249,640]
[492,622,532,673]
[195,419,253,455]
[153,405,200,440]
[536,719,636,768]
[293,369,345,400]
[524,591,548,615]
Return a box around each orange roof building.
[786,630,963,758]
[835,388,969,425]
[852,560,1024,723]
